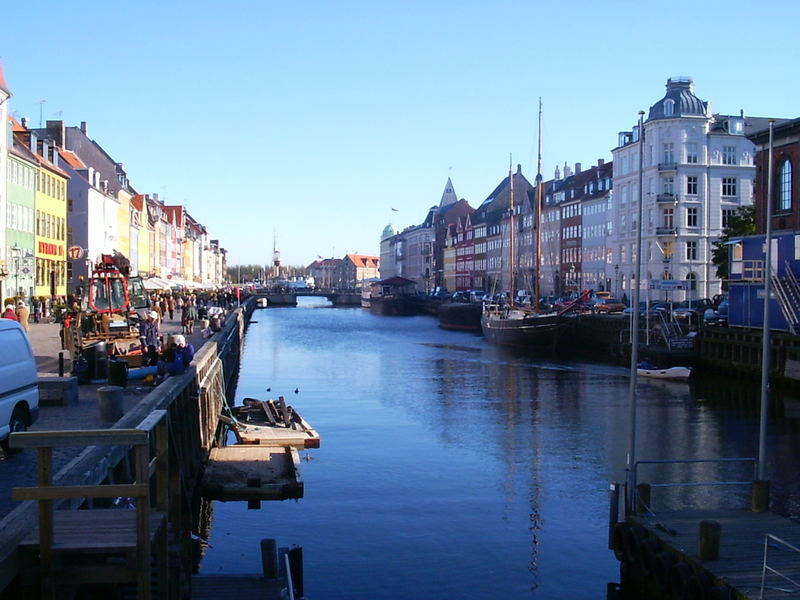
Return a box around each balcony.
[658,162,677,172]
[656,193,677,204]
[656,226,678,236]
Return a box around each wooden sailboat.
[481,99,562,348]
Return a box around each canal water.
[198,297,800,599]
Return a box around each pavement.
[0,312,212,518]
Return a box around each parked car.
[0,319,40,453]
[704,300,729,326]
[672,298,713,326]
[593,297,626,314]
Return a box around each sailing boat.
[481,99,563,348]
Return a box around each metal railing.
[634,457,756,499]
[760,534,800,598]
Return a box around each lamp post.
[614,263,619,297]
[662,255,671,301]
[10,245,21,298]
[569,263,575,293]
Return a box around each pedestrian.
[2,304,18,321]
[15,301,30,332]
[167,295,175,320]
[138,310,161,366]
[33,297,42,323]
[183,300,198,335]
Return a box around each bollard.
[698,520,721,560]
[752,480,770,513]
[96,386,124,422]
[636,483,651,515]
[58,352,64,377]
[260,538,278,579]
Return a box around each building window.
[663,207,674,228]
[687,176,698,195]
[686,207,698,228]
[663,143,674,164]
[778,159,792,212]
[663,177,674,195]
[664,99,674,117]
[722,145,736,165]
[686,272,697,291]
[722,208,735,229]
[686,143,698,164]
[722,177,737,197]
[686,241,698,261]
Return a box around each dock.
[200,445,303,501]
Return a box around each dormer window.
[664,99,675,117]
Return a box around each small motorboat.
[637,365,692,381]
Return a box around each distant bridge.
[252,288,362,307]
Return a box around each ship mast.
[509,154,516,302]
[534,97,543,311]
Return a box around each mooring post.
[261,538,278,579]
[608,482,621,549]
[752,479,770,513]
[698,520,721,560]
[636,483,651,515]
[58,352,64,377]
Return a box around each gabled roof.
[345,254,379,268]
[58,148,87,170]
[439,177,458,210]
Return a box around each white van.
[0,319,40,453]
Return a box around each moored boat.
[637,366,691,381]
[438,301,483,332]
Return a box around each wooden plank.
[18,510,166,553]
[136,409,167,433]
[191,574,285,599]
[12,483,148,501]
[10,429,148,449]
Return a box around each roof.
[439,177,458,209]
[744,117,798,144]
[57,148,86,170]
[648,77,709,121]
[345,254,379,268]
[377,276,415,286]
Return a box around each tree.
[711,204,755,286]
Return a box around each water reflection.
[197,302,800,599]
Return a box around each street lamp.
[569,263,575,292]
[10,245,21,298]
[614,263,619,297]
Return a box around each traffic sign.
[67,245,84,260]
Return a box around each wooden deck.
[201,446,303,501]
[631,509,800,598]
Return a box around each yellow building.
[131,194,151,276]
[34,143,68,298]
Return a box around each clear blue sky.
[3,0,798,267]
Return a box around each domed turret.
[648,77,709,121]
[381,223,398,239]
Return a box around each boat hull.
[369,296,418,316]
[637,366,691,381]
[438,302,482,332]
[480,310,561,348]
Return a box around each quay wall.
[0,298,256,597]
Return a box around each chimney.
[597,158,605,167]
[46,120,65,148]
[20,117,28,128]
[575,162,582,174]
[80,121,88,135]
[563,162,572,179]
[516,163,522,175]
[554,164,561,180]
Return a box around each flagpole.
[758,120,775,482]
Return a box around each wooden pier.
[611,474,800,599]
[0,299,289,599]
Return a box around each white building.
[612,77,765,302]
